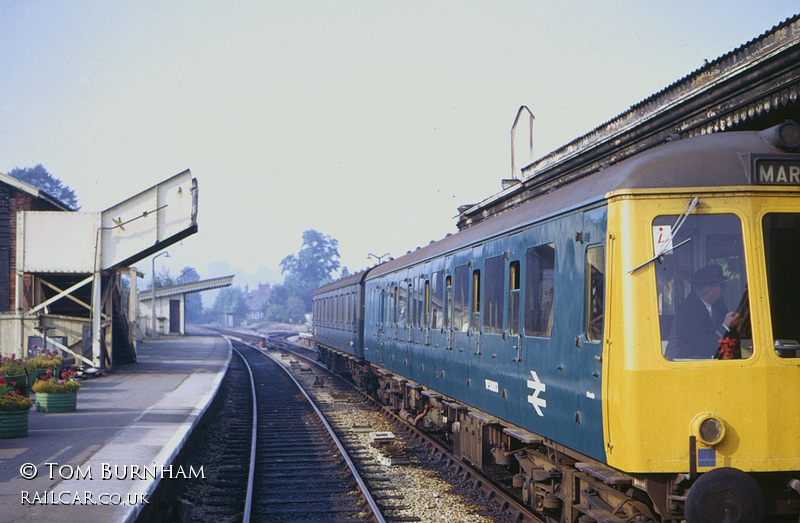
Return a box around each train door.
[505,232,526,424]
[450,246,480,404]
[374,284,386,361]
[517,222,560,437]
[428,258,449,390]
[477,238,514,416]
[578,206,607,459]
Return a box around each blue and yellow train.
[312,122,800,521]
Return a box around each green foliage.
[265,230,341,322]
[180,267,204,323]
[212,287,248,316]
[0,376,33,411]
[0,395,33,412]
[7,164,79,209]
[0,356,26,376]
[30,369,81,393]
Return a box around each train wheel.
[685,467,764,522]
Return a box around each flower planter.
[2,374,28,396]
[35,391,77,412]
[28,366,61,388]
[0,410,29,438]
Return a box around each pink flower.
[45,369,53,375]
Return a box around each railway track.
[233,329,538,522]
[176,338,384,522]
[191,327,539,521]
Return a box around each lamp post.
[151,251,169,337]
[367,252,392,264]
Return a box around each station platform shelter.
[138,276,234,338]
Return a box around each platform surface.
[0,331,231,522]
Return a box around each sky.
[2,1,798,301]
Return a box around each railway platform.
[0,329,231,522]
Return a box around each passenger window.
[483,256,504,334]
[396,284,408,327]
[411,279,418,328]
[424,280,430,329]
[509,261,520,336]
[472,269,481,332]
[415,277,424,328]
[763,213,800,358]
[586,245,605,342]
[656,214,751,360]
[445,275,452,330]
[406,281,417,327]
[453,266,469,331]
[525,244,555,338]
[431,272,443,330]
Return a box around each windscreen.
[654,214,751,361]
[763,213,800,358]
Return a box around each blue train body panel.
[362,204,608,462]
[312,271,366,359]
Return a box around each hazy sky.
[2,1,798,294]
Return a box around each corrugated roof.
[140,275,235,301]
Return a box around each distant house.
[244,283,271,321]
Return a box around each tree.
[264,285,307,324]
[212,287,248,317]
[264,230,341,322]
[179,267,204,323]
[7,164,79,209]
[278,230,340,312]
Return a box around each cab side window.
[585,245,605,343]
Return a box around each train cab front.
[604,127,800,521]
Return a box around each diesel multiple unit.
[312,123,800,521]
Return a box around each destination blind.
[751,155,800,185]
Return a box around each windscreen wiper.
[629,197,698,274]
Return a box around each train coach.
[312,122,800,521]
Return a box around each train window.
[763,213,800,358]
[431,272,443,330]
[409,280,417,328]
[453,265,469,331]
[483,256,504,334]
[424,279,431,329]
[585,246,605,342]
[445,275,452,330]
[509,261,520,335]
[472,269,481,333]
[416,277,425,329]
[525,244,555,338]
[657,214,751,360]
[398,284,408,327]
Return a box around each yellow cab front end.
[604,184,800,517]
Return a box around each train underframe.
[316,344,800,522]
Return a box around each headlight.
[691,412,726,446]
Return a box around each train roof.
[367,124,800,280]
[314,269,370,296]
[458,14,800,229]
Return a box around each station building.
[0,170,198,371]
[139,275,234,337]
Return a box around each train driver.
[665,265,742,360]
